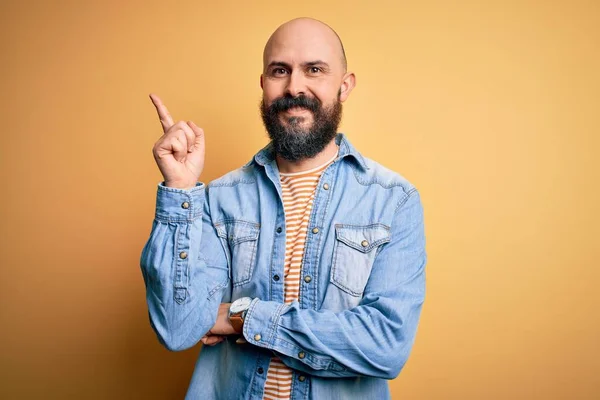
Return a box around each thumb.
[187,121,205,150]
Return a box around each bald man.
[141,17,426,400]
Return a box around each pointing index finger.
[149,93,174,132]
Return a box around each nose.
[285,70,306,98]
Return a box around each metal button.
[181,201,190,209]
[361,240,369,247]
[276,227,282,234]
[298,351,305,359]
[254,334,262,341]
[257,367,264,374]
[304,275,312,283]
[273,274,280,281]
[312,227,319,234]
[298,375,306,382]
[179,251,187,259]
[323,183,329,190]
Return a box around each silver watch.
[228,297,253,332]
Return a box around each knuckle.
[165,128,182,138]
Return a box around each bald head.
[259,18,356,161]
[263,18,347,73]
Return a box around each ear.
[260,74,264,90]
[339,72,356,102]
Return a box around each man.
[140,17,426,400]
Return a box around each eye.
[308,66,322,74]
[272,68,288,76]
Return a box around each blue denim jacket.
[140,133,426,400]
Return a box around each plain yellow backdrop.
[1,0,598,399]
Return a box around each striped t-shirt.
[262,149,338,400]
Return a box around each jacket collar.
[243,133,369,171]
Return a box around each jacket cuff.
[155,181,205,222]
[242,298,287,349]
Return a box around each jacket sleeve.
[140,182,230,351]
[242,189,426,379]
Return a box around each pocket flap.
[334,224,391,253]
[215,220,260,245]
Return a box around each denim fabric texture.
[140,133,427,400]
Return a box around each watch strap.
[230,307,249,334]
[230,313,244,334]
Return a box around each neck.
[275,139,339,174]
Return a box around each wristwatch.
[228,297,253,334]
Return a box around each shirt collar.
[243,133,369,171]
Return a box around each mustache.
[268,95,320,114]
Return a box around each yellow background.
[1,0,598,398]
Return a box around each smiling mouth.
[283,107,311,114]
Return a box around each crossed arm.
[142,183,425,378]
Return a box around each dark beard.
[260,94,342,161]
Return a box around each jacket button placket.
[300,163,336,311]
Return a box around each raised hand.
[149,94,205,189]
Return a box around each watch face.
[230,297,252,314]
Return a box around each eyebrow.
[266,60,330,70]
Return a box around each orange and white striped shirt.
[262,149,338,400]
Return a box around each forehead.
[263,28,341,68]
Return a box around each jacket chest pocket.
[215,220,260,287]
[331,224,391,297]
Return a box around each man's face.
[260,20,354,161]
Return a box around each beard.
[260,94,342,161]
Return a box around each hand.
[149,93,205,189]
[200,303,236,346]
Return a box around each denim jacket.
[140,133,426,400]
